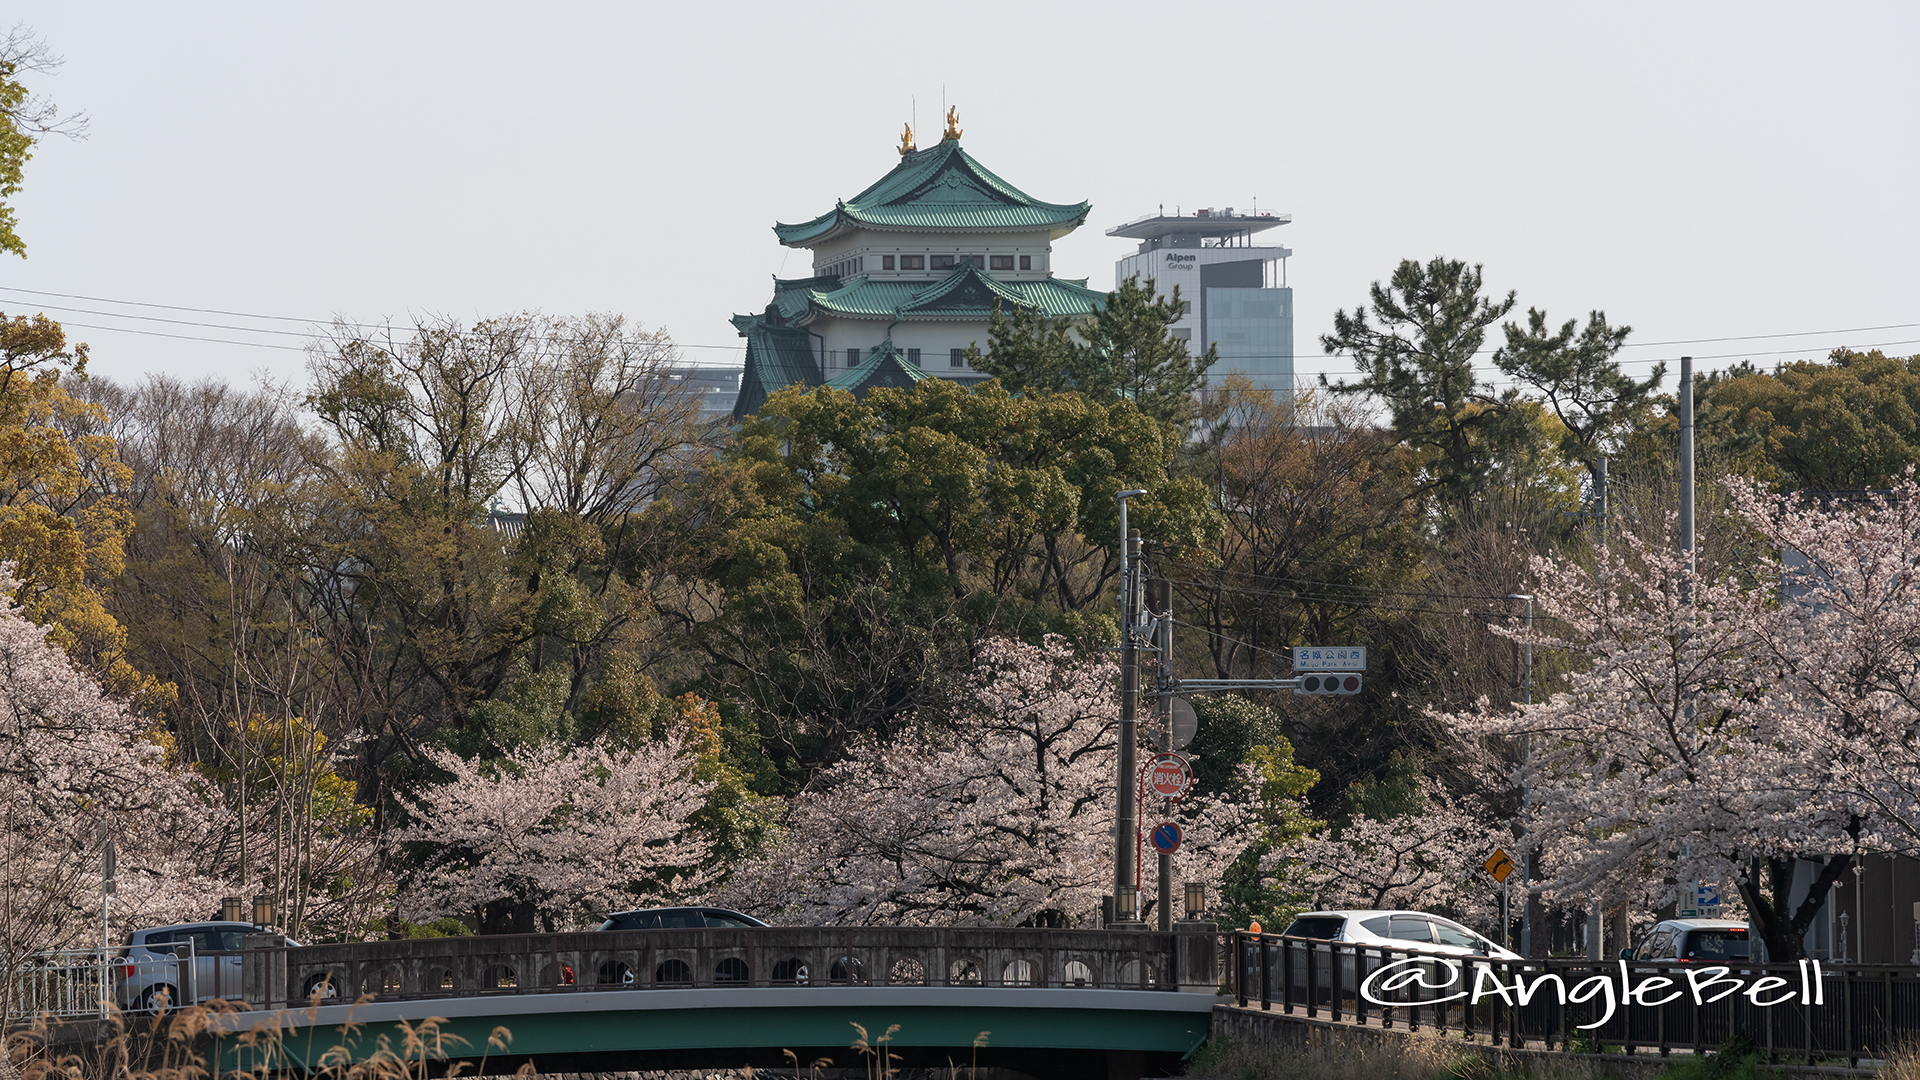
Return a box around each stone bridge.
[160,925,1222,1079]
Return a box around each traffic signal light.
[1295,673,1361,695]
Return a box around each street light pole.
[1112,490,1148,928]
[1506,592,1534,956]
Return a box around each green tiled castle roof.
[792,265,1105,323]
[773,140,1090,247]
[734,321,820,417]
[824,339,930,396]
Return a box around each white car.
[1284,909,1522,961]
[118,921,301,1011]
[1254,910,1520,1003]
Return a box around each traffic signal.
[1295,673,1361,695]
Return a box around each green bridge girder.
[213,986,1216,1075]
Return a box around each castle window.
[966,255,985,269]
[950,348,965,369]
[1019,255,1032,270]
[883,255,895,270]
[901,255,924,270]
[930,255,955,271]
[846,348,859,367]
[990,255,1014,271]
[907,349,922,366]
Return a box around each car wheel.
[140,985,176,1014]
[302,973,339,1000]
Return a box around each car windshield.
[1283,916,1347,939]
[1686,929,1749,960]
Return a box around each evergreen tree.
[967,276,1216,428]
[1320,258,1520,512]
[1493,307,1664,493]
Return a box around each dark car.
[596,906,768,931]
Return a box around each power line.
[1171,564,1526,604]
[1,283,1913,368]
[1161,575,1522,620]
[0,289,748,355]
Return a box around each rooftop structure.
[1110,206,1294,394]
[733,117,1104,417]
[1106,208,1291,249]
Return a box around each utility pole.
[1506,593,1534,956]
[1111,490,1148,928]
[1679,356,1695,590]
[1595,455,1609,539]
[1152,576,1174,932]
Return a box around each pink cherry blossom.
[392,734,717,930]
[720,636,1252,926]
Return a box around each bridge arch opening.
[1002,959,1035,986]
[829,956,866,984]
[1064,960,1092,987]
[715,957,749,983]
[654,958,693,985]
[771,957,809,984]
[949,958,983,985]
[596,960,634,986]
[889,957,926,984]
[484,964,518,989]
[360,966,402,996]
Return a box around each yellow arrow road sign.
[1484,848,1515,883]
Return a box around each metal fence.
[1231,931,1920,1067]
[5,948,119,1022]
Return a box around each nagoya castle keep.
[731,112,1105,417]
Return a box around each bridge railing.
[1231,931,1920,1067]
[4,948,119,1023]
[218,926,1219,1011]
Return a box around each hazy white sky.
[4,1,1918,394]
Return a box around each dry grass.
[4,993,533,1080]
[1186,1029,1621,1080]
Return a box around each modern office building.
[731,114,1106,417]
[1108,208,1293,393]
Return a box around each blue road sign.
[1149,822,1182,854]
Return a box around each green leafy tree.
[1320,258,1520,512]
[0,27,87,258]
[686,377,1221,777]
[1699,349,1920,492]
[1183,696,1320,931]
[966,276,1217,427]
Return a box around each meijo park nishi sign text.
[1360,958,1832,1029]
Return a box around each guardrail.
[1231,931,1920,1067]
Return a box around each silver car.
[118,921,300,1011]
[1627,918,1750,965]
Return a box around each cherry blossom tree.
[1269,779,1509,925]
[392,733,717,934]
[1440,477,1920,960]
[719,636,1253,927]
[0,566,231,967]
